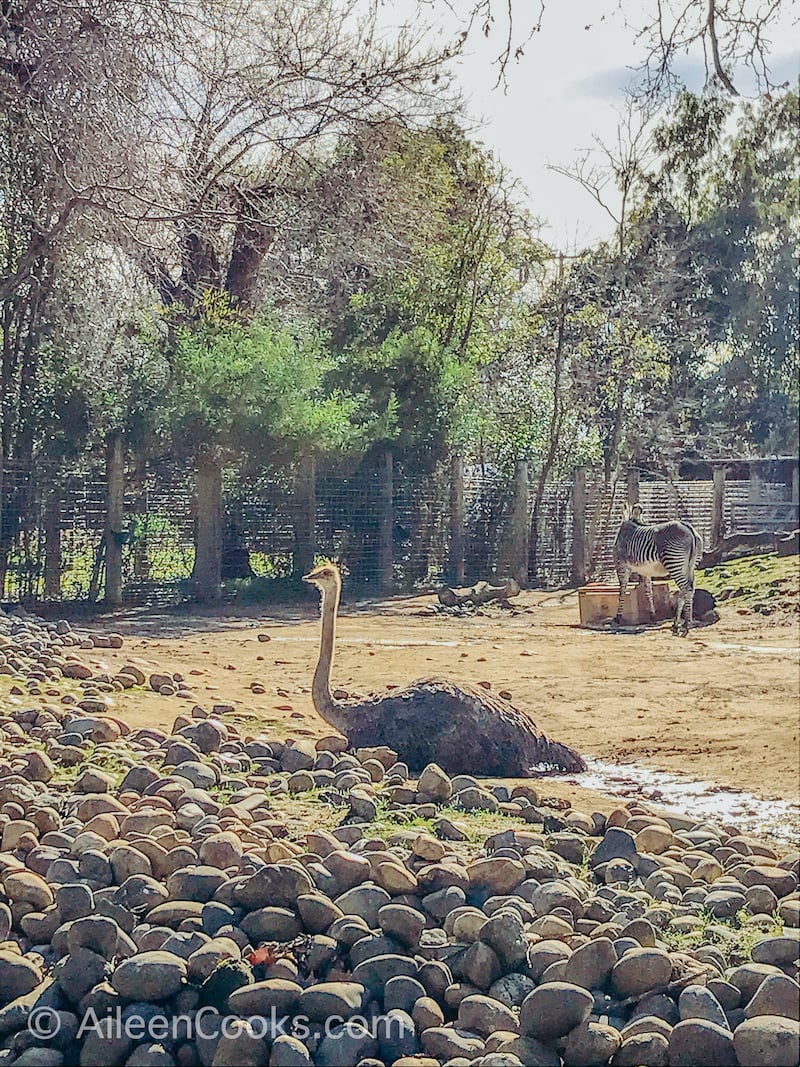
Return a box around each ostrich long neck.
[312,579,351,734]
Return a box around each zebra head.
[622,502,646,524]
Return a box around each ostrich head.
[302,561,342,598]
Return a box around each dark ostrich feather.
[337,677,586,777]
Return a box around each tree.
[159,295,358,600]
[427,0,792,97]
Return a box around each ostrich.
[302,562,586,777]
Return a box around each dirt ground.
[66,587,800,812]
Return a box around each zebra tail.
[531,737,587,775]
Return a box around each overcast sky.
[400,1,799,251]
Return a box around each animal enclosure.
[0,452,797,605]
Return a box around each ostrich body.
[303,563,586,777]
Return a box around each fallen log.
[700,530,777,569]
[775,529,799,557]
[438,578,521,608]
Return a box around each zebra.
[613,503,704,636]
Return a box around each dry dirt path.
[71,590,799,812]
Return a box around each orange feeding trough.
[578,579,673,626]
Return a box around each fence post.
[571,466,588,587]
[44,487,61,599]
[191,452,223,602]
[449,453,465,585]
[711,466,726,547]
[294,454,317,577]
[105,432,124,607]
[791,463,798,508]
[0,434,3,600]
[510,460,529,587]
[626,466,640,504]
[378,451,393,592]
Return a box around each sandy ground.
[63,589,800,815]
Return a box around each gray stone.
[562,1021,622,1067]
[239,908,302,943]
[295,893,342,935]
[458,941,501,990]
[378,903,426,947]
[733,1016,800,1067]
[611,948,672,998]
[488,973,536,1009]
[417,763,452,802]
[167,866,228,903]
[268,1035,312,1066]
[334,884,391,927]
[563,937,617,991]
[678,984,730,1029]
[54,948,106,1003]
[751,934,800,968]
[590,827,637,869]
[111,951,187,1001]
[668,1020,737,1066]
[211,1019,269,1066]
[610,1032,669,1066]
[228,979,302,1017]
[744,973,800,1020]
[297,982,366,1022]
[730,963,783,1003]
[234,863,314,911]
[520,982,593,1040]
[352,953,417,995]
[479,910,527,970]
[458,994,518,1037]
[704,889,746,919]
[66,915,120,958]
[384,975,427,1013]
[421,1026,485,1061]
[316,1021,378,1067]
[494,1036,560,1066]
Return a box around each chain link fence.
[1,451,797,605]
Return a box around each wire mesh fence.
[1,451,797,605]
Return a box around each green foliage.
[161,295,360,464]
[330,123,547,468]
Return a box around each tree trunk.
[449,453,465,585]
[105,431,125,607]
[293,454,317,578]
[191,452,223,602]
[378,451,393,593]
[44,486,61,600]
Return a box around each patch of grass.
[660,904,783,964]
[699,553,799,614]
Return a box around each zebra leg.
[682,576,695,636]
[668,569,693,636]
[614,564,629,624]
[644,577,656,623]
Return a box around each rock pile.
[0,609,798,1066]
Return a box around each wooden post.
[571,466,588,587]
[378,451,393,592]
[105,432,124,607]
[294,454,317,578]
[510,460,529,587]
[44,487,61,599]
[449,453,465,585]
[626,466,640,504]
[711,466,726,548]
[191,451,223,602]
[0,433,4,601]
[791,463,798,507]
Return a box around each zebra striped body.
[613,504,703,636]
